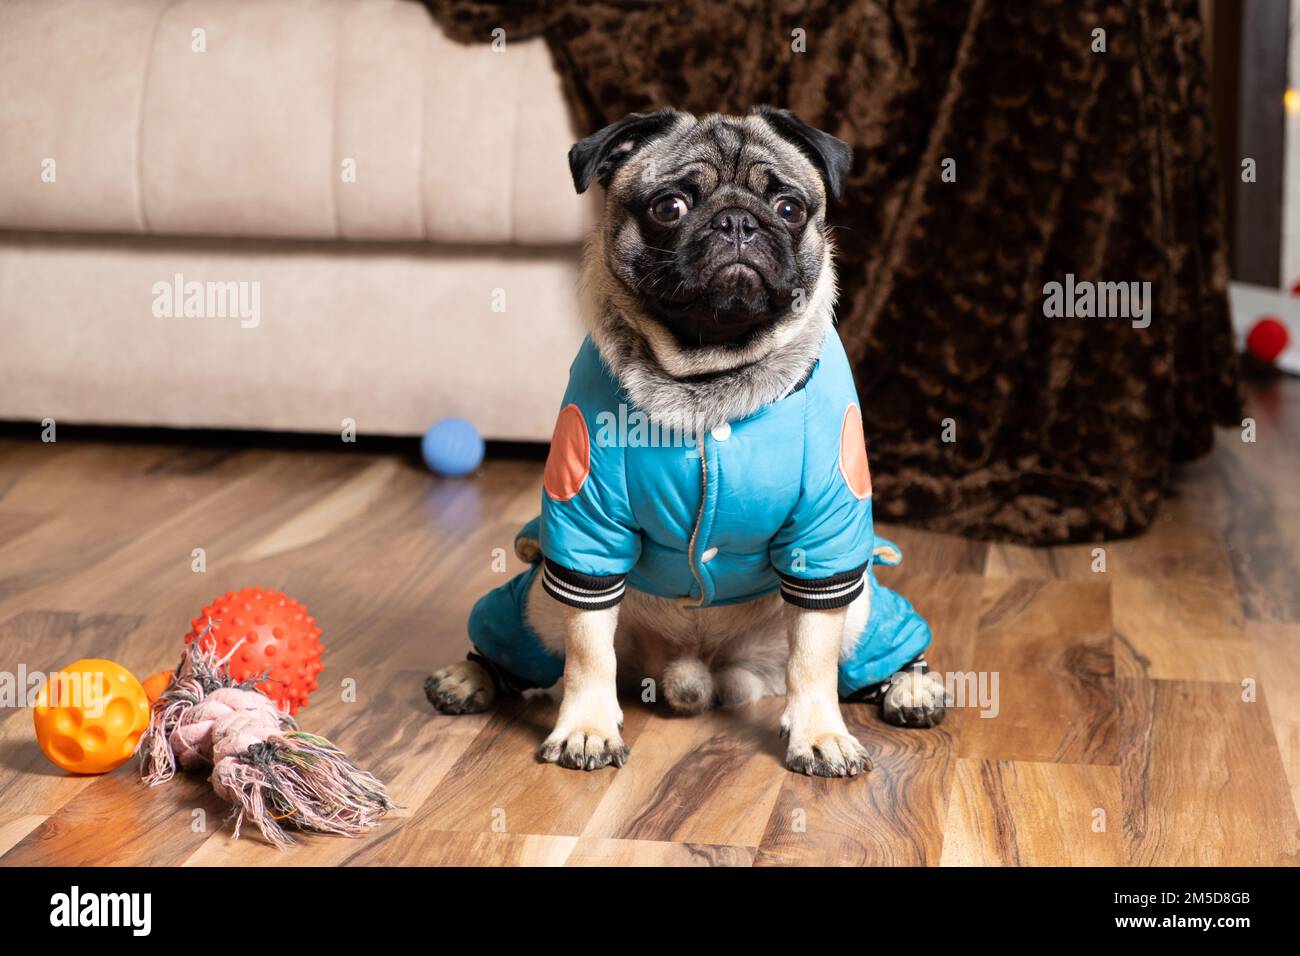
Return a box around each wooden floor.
[1,383,1298,867]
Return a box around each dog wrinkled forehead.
[568,107,852,200]
[621,113,824,200]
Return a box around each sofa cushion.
[0,0,595,244]
[0,230,585,439]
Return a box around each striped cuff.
[541,558,626,610]
[776,563,868,610]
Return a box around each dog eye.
[650,194,689,223]
[774,197,806,225]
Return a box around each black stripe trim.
[543,558,624,592]
[775,561,869,590]
[779,578,865,610]
[840,654,929,703]
[541,558,626,610]
[542,575,625,609]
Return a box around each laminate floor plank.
[0,378,1296,865]
[1117,678,1299,865]
[956,579,1117,766]
[939,759,1123,866]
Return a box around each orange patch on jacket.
[543,404,591,501]
[839,404,872,500]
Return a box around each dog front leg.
[780,605,872,777]
[538,603,628,771]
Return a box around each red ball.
[185,587,323,714]
[1247,316,1289,363]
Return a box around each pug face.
[570,108,852,359]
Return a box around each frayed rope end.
[139,635,396,848]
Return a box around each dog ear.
[751,106,853,200]
[568,109,682,194]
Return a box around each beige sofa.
[0,0,596,440]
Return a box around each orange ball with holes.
[185,587,323,714]
[33,659,151,774]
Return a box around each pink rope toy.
[139,626,394,849]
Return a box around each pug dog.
[426,107,947,776]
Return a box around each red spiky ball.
[184,587,323,714]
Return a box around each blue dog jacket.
[468,329,931,697]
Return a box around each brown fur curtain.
[422,0,1241,543]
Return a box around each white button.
[711,422,732,441]
[701,547,718,563]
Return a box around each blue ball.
[421,418,484,477]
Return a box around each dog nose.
[710,207,758,245]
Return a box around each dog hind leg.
[881,663,948,728]
[424,659,497,714]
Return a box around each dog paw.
[881,669,947,728]
[424,660,496,715]
[538,730,629,771]
[539,694,627,770]
[780,696,872,777]
[785,729,872,777]
[663,658,714,714]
